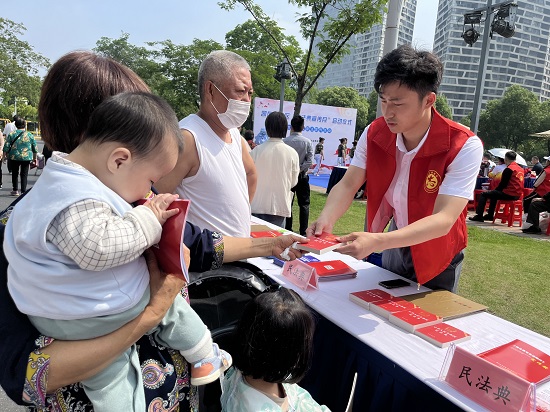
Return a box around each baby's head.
[232,286,315,384]
[79,92,183,203]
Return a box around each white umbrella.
[487,148,527,166]
[529,129,550,138]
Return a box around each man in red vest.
[469,151,524,222]
[307,45,483,292]
[522,156,550,234]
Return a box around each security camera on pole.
[461,1,518,134]
[274,58,292,113]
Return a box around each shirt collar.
[395,127,431,155]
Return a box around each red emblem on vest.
[425,170,441,193]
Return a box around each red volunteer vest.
[365,109,475,285]
[535,165,550,197]
[502,162,524,197]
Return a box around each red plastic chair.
[492,199,523,227]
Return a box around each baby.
[5,92,230,412]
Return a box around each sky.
[4,0,439,75]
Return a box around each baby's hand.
[144,193,179,225]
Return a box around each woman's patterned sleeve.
[23,336,55,409]
[184,222,224,272]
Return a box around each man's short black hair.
[243,129,255,141]
[374,44,443,98]
[14,117,26,129]
[290,115,305,132]
[505,151,517,161]
[265,111,288,138]
[83,92,183,158]
[232,287,315,384]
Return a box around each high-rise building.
[316,0,417,97]
[433,0,550,121]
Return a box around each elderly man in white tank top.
[156,51,257,238]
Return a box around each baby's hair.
[83,92,183,158]
[232,286,315,384]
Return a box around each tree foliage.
[219,0,387,116]
[314,86,369,138]
[435,94,452,119]
[478,85,542,152]
[0,18,49,120]
[94,34,223,119]
[225,20,301,102]
[150,39,223,117]
[366,90,378,125]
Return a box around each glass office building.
[433,0,550,121]
[316,0,417,97]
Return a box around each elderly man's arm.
[302,140,313,172]
[155,129,198,194]
[241,136,257,202]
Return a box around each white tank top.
[177,114,251,237]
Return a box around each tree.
[150,39,223,118]
[225,19,302,102]
[219,0,387,116]
[314,86,369,138]
[94,33,161,92]
[366,90,378,125]
[0,18,49,120]
[95,34,223,119]
[478,85,542,151]
[435,94,452,119]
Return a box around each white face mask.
[210,82,251,129]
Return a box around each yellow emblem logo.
[425,170,441,193]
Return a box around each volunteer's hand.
[306,216,334,237]
[334,232,381,260]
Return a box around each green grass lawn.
[291,191,550,337]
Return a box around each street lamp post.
[461,1,518,134]
[274,58,292,113]
[13,97,29,117]
[377,0,404,117]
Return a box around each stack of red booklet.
[477,339,550,384]
[306,260,357,280]
[414,323,471,347]
[348,288,470,346]
[250,230,284,238]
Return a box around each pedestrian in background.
[284,115,313,235]
[3,117,37,196]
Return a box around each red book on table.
[477,339,550,384]
[414,323,471,348]
[369,297,417,319]
[250,230,283,238]
[297,232,341,254]
[349,289,395,310]
[388,307,443,333]
[307,260,357,280]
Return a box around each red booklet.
[369,297,417,319]
[414,323,471,348]
[307,260,357,280]
[478,339,550,384]
[297,232,341,254]
[250,230,283,238]
[349,289,395,310]
[137,198,190,283]
[388,307,442,333]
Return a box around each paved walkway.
[310,184,550,242]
